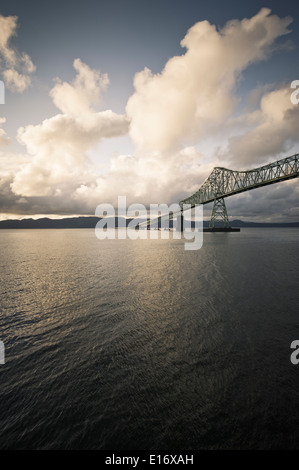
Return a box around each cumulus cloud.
[0,117,11,145]
[3,9,299,222]
[224,85,299,167]
[11,59,129,198]
[2,69,31,93]
[0,14,36,92]
[126,8,292,153]
[50,58,109,116]
[224,178,299,222]
[72,146,214,210]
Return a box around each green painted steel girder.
[137,152,299,229]
[179,152,299,208]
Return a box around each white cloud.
[0,117,11,145]
[11,59,129,198]
[2,69,31,93]
[0,15,18,64]
[224,85,299,167]
[72,146,213,210]
[50,58,109,116]
[0,14,36,92]
[126,8,292,153]
[2,9,298,222]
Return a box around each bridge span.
[140,152,299,230]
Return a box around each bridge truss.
[137,153,299,229]
[179,153,299,228]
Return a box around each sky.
[0,0,299,222]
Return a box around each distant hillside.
[0,217,142,229]
[0,216,102,229]
[0,216,299,229]
[229,219,299,228]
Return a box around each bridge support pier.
[209,197,230,229]
[176,212,184,232]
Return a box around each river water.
[0,228,298,449]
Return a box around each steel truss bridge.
[139,152,299,230]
